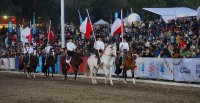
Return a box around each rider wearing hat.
[119,37,129,68]
[66,37,76,63]
[94,34,105,67]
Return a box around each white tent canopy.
[143,7,197,23]
[94,19,109,25]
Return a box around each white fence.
[1,57,200,82]
[0,58,15,70]
[98,58,200,82]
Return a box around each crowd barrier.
[0,56,200,82]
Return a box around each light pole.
[61,0,65,48]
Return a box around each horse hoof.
[123,81,127,84]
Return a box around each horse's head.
[126,50,137,60]
[105,43,117,57]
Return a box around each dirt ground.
[0,72,200,103]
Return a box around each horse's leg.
[26,67,31,78]
[93,68,98,84]
[63,66,67,80]
[132,69,136,84]
[89,65,94,84]
[52,66,55,77]
[48,66,50,77]
[33,69,36,79]
[73,66,78,80]
[103,67,108,84]
[118,74,121,82]
[109,67,113,85]
[45,66,48,78]
[122,70,127,84]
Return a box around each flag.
[32,13,37,35]
[111,18,123,36]
[79,17,92,39]
[48,30,54,43]
[78,10,83,25]
[20,27,31,43]
[28,22,32,42]
[47,20,54,43]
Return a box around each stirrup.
[98,62,103,67]
[65,57,71,63]
[120,65,124,69]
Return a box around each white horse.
[85,44,117,85]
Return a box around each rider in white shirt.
[66,38,76,61]
[45,44,52,54]
[23,43,29,54]
[28,43,34,54]
[94,35,105,66]
[119,37,129,68]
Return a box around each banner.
[0,58,15,70]
[8,22,12,33]
[174,59,200,82]
[9,58,15,69]
[36,56,43,72]
[135,58,173,80]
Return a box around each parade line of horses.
[19,44,137,85]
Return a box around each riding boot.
[97,57,103,67]
[120,57,124,69]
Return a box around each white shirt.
[28,47,34,54]
[45,46,52,53]
[119,42,129,51]
[66,42,76,51]
[23,47,28,53]
[94,40,105,50]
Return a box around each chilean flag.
[20,27,32,43]
[79,17,92,39]
[111,18,123,36]
[48,30,54,43]
[26,29,32,42]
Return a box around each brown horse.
[115,50,137,84]
[61,51,83,80]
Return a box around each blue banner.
[8,22,12,33]
[114,12,118,19]
[32,14,37,35]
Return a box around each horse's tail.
[84,63,90,76]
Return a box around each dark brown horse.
[115,50,137,84]
[61,51,83,80]
[23,53,38,78]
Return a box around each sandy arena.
[0,72,200,103]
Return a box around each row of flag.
[20,20,54,44]
[20,9,124,44]
[79,9,124,40]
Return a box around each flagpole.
[48,20,51,44]
[61,0,65,48]
[121,9,123,43]
[78,10,83,25]
[28,21,31,65]
[86,9,96,42]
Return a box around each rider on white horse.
[94,34,105,67]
